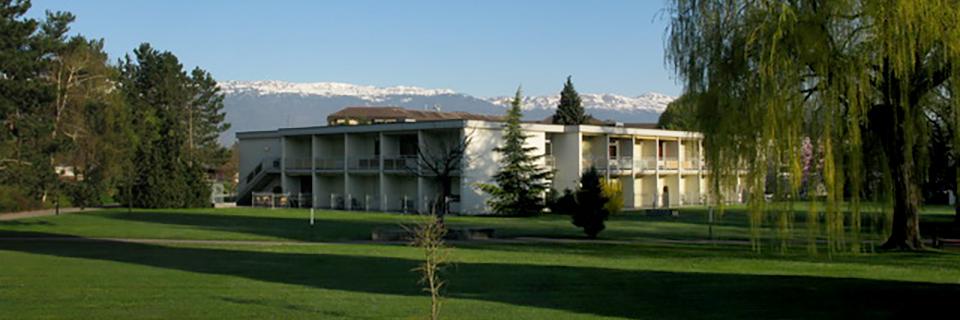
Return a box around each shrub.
[0,185,40,213]
[600,178,623,214]
[547,188,577,215]
[572,167,610,238]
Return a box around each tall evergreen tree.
[552,76,587,125]
[480,87,552,215]
[572,167,610,238]
[187,68,230,168]
[0,1,74,207]
[119,43,226,208]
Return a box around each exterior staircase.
[237,157,281,205]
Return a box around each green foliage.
[667,0,960,252]
[119,43,225,208]
[600,178,623,214]
[546,188,577,215]
[572,167,610,238]
[656,93,697,131]
[480,87,552,215]
[0,1,66,207]
[552,76,588,125]
[0,186,40,213]
[409,217,448,320]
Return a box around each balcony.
[607,157,633,172]
[384,156,417,172]
[634,157,657,171]
[347,156,380,171]
[682,159,701,170]
[660,157,679,170]
[284,158,311,171]
[314,157,344,171]
[544,155,556,169]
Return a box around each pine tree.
[187,68,230,169]
[119,43,225,208]
[480,87,552,215]
[572,167,609,238]
[552,76,587,125]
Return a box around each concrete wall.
[237,136,280,192]
[460,126,501,213]
[552,130,581,192]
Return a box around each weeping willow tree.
[667,0,960,251]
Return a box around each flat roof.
[237,119,701,140]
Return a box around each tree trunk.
[869,104,923,250]
[882,160,923,249]
[871,103,924,250]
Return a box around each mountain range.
[218,80,674,145]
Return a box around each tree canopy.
[667,0,960,251]
[481,87,553,215]
[552,76,588,125]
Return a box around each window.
[545,140,553,156]
[374,137,381,156]
[399,135,418,156]
[608,141,619,159]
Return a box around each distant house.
[236,106,743,214]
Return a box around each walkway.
[0,207,88,221]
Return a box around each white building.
[236,107,738,214]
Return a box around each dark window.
[374,137,381,156]
[545,140,553,155]
[608,141,618,159]
[399,135,418,156]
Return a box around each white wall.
[552,131,581,192]
[460,127,501,213]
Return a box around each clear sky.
[28,0,681,97]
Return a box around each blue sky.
[29,0,680,97]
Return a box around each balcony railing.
[607,157,633,171]
[660,157,679,170]
[682,159,701,170]
[348,156,380,170]
[314,158,344,170]
[384,156,417,171]
[634,157,657,171]
[284,158,312,171]
[544,156,556,169]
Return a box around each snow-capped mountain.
[485,92,673,113]
[217,80,674,145]
[220,80,456,99]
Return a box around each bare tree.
[407,129,473,219]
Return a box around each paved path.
[0,207,88,221]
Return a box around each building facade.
[237,108,738,214]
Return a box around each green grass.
[1,207,959,319]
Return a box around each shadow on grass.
[1,231,958,319]
[96,211,396,242]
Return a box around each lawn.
[1,207,959,319]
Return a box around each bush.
[572,167,610,238]
[600,178,623,214]
[547,188,577,215]
[0,185,41,213]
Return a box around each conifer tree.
[480,87,552,215]
[572,167,610,238]
[552,76,587,125]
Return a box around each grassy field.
[1,207,959,319]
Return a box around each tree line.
[0,0,228,212]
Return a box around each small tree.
[552,76,588,125]
[573,167,610,238]
[409,215,448,320]
[410,131,471,219]
[480,87,552,215]
[600,177,624,214]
